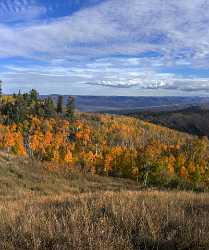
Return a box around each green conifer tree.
[57,95,64,114]
[65,96,75,120]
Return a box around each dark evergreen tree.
[43,97,56,117]
[57,95,64,114]
[30,89,39,101]
[1,89,39,124]
[1,95,27,124]
[14,94,28,123]
[65,96,75,120]
[0,89,60,124]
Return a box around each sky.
[1,0,209,96]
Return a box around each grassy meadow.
[0,152,208,249]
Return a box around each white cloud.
[1,0,209,63]
[3,59,209,94]
[2,0,209,94]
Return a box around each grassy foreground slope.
[0,153,209,249]
[0,151,140,199]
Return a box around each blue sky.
[1,0,209,95]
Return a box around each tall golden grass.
[0,190,209,249]
[0,153,208,249]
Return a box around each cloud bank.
[1,0,209,94]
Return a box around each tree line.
[0,89,75,124]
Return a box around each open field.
[2,190,209,250]
[0,153,209,249]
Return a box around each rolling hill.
[128,105,209,137]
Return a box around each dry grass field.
[0,152,209,249]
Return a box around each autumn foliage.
[0,91,209,187]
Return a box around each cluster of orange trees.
[0,100,209,187]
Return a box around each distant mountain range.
[42,95,209,113]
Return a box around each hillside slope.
[2,90,208,188]
[0,151,140,200]
[128,106,209,137]
[0,154,209,249]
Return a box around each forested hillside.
[0,90,209,189]
[128,106,209,137]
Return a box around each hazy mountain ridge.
[128,105,209,137]
[41,95,209,112]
